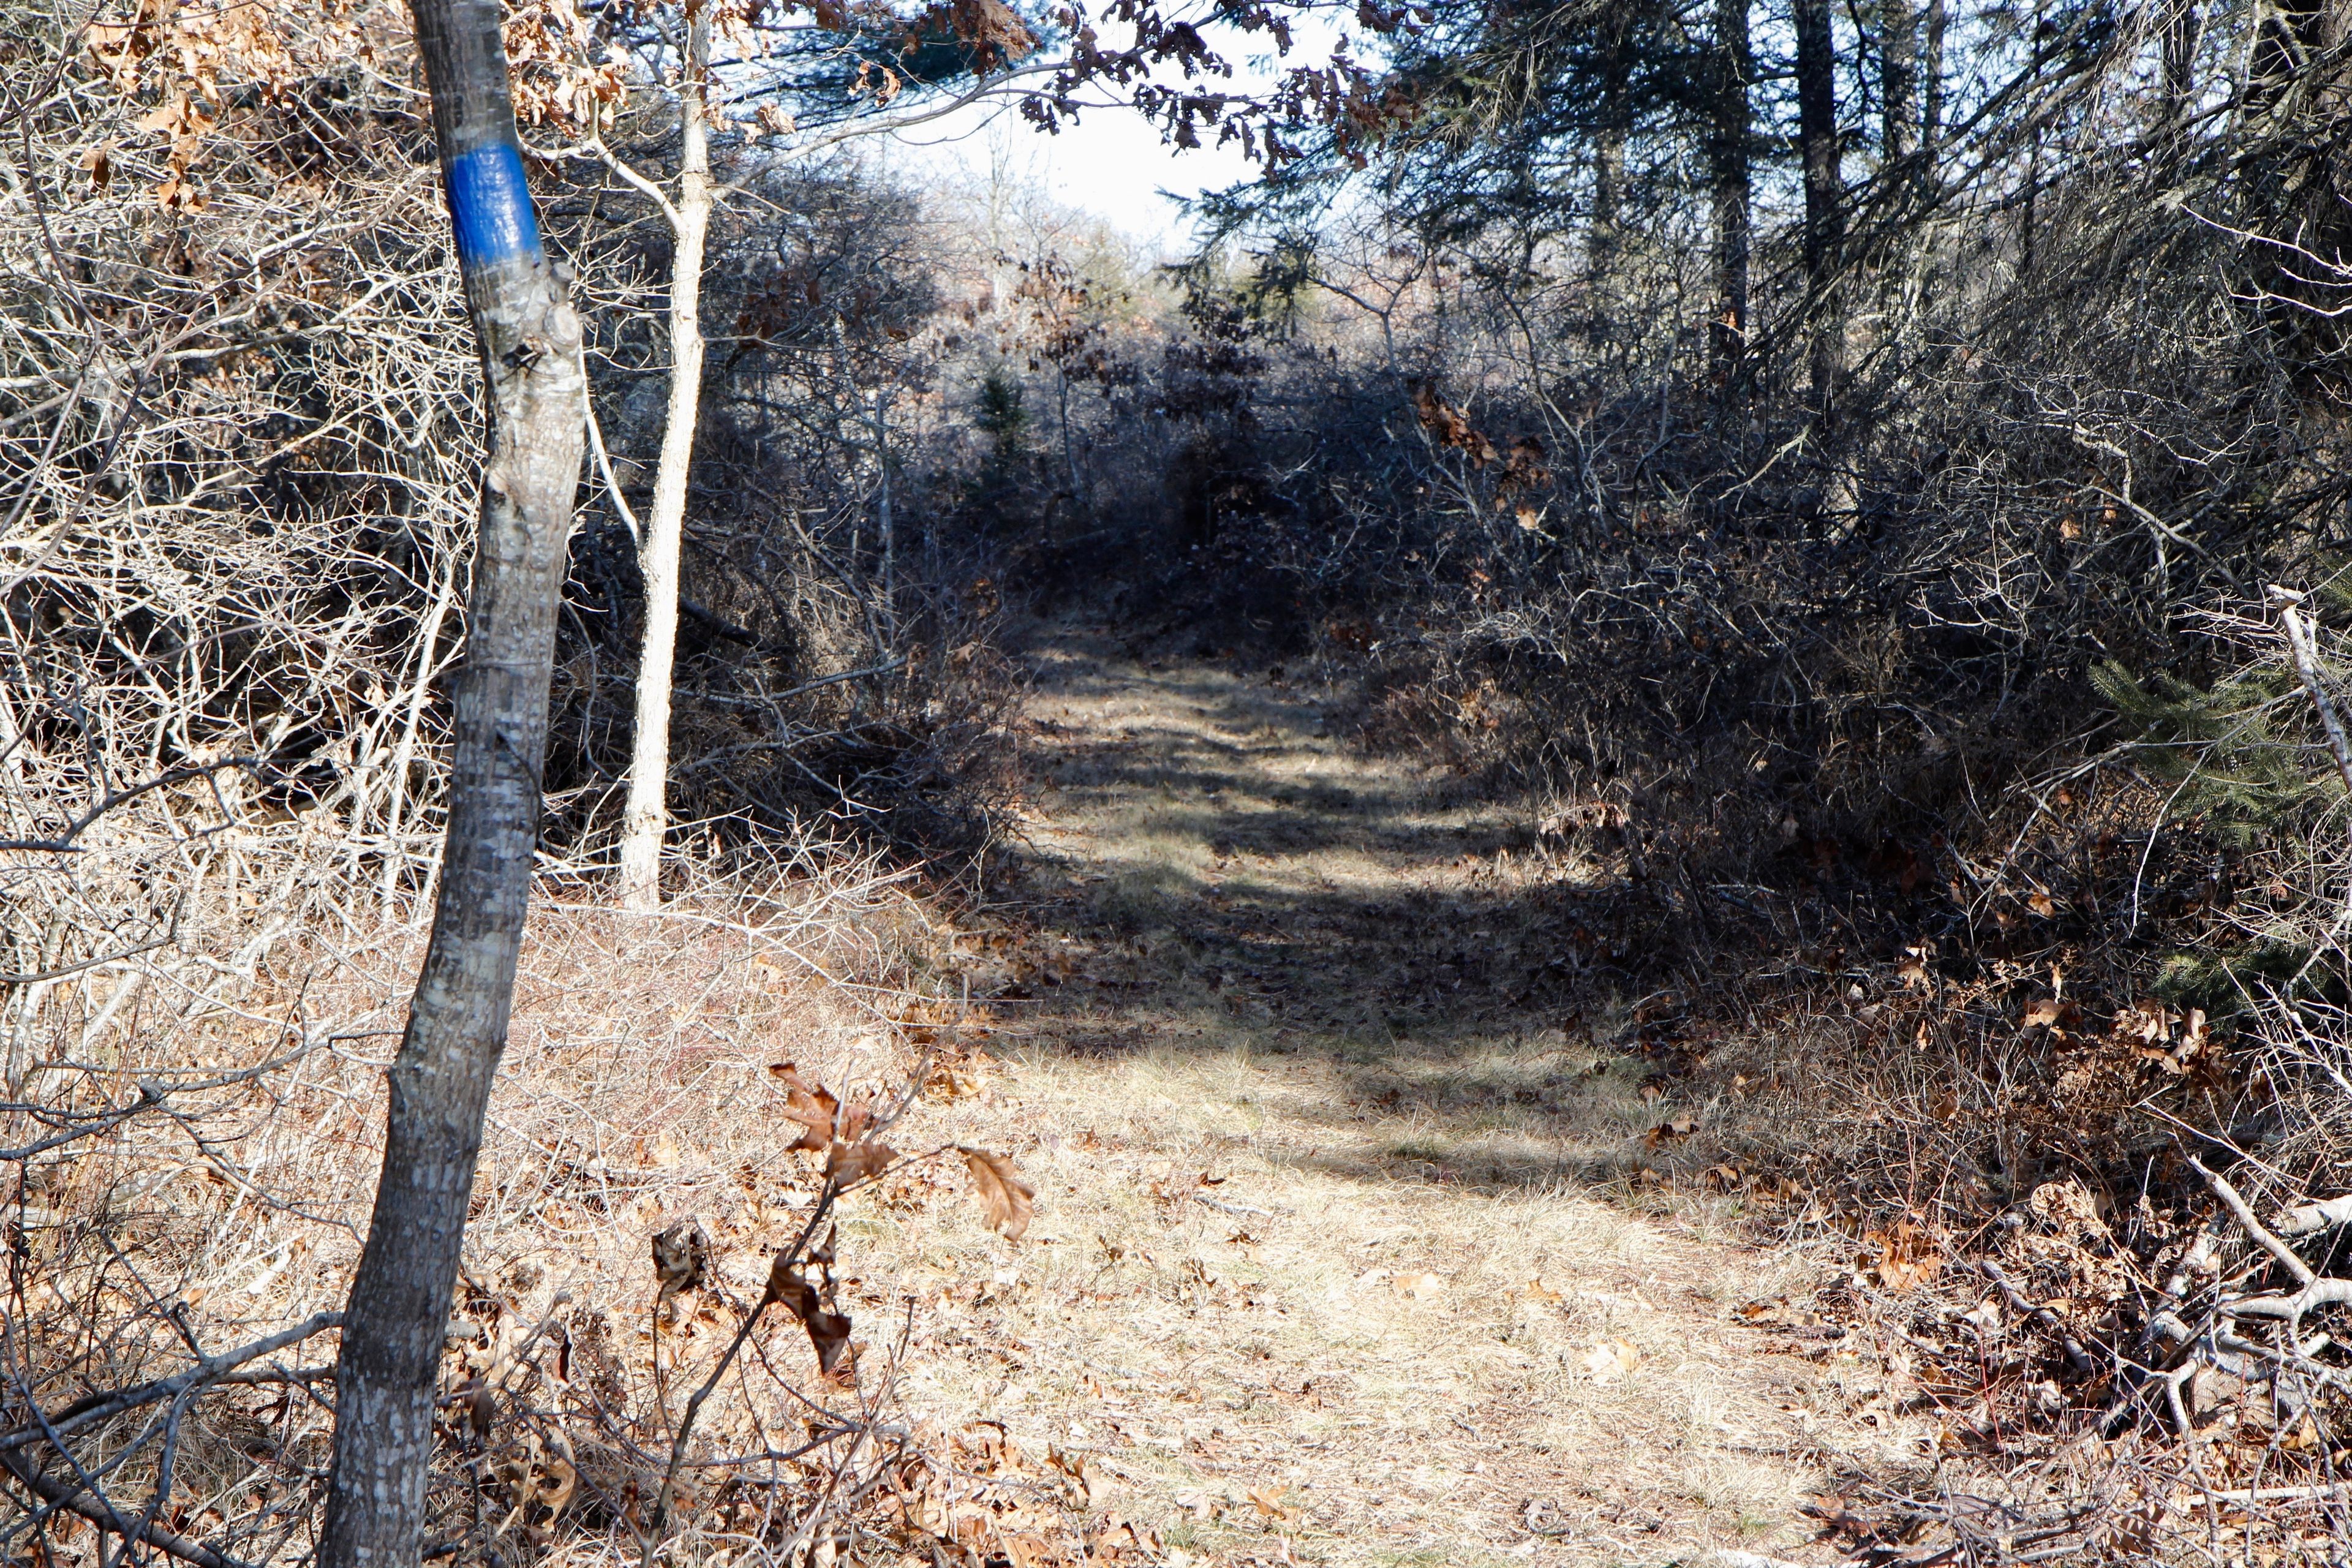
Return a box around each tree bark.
[1793,0,1844,408]
[875,386,898,639]
[618,5,714,911]
[318,3,584,1566]
[1588,4,1632,290]
[1882,0,1917,169]
[1707,0,1752,378]
[1920,0,1944,189]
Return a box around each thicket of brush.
[0,6,1046,1567]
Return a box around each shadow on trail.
[994,623,1686,1194]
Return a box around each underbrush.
[0,829,1148,1568]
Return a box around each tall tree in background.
[1589,3,1631,288]
[1883,0,1918,170]
[1792,0,1844,410]
[1920,0,1944,190]
[1787,0,1844,444]
[319,0,585,1562]
[594,0,1050,907]
[1708,0,1752,375]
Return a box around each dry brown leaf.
[1046,1445,1100,1501]
[134,92,186,134]
[767,1061,839,1150]
[2021,998,2078,1031]
[763,1256,853,1374]
[1643,1114,1696,1147]
[960,1146,1035,1240]
[1393,1270,1446,1300]
[1248,1484,1302,1523]
[824,1138,896,1185]
[1868,1215,1945,1291]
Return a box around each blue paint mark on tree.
[447,143,543,271]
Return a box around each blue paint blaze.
[447,143,543,271]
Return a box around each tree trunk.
[618,6,714,912]
[1919,0,1938,157]
[1882,0,1917,170]
[1708,0,1752,377]
[874,386,897,640]
[1921,0,1944,189]
[1589,5,1631,291]
[1793,0,1844,408]
[317,2,584,1565]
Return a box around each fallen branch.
[2187,1154,2314,1286]
[2276,1193,2352,1238]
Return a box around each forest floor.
[894,621,1932,1567]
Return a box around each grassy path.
[897,624,1908,1567]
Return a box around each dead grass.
[9,835,1000,1568]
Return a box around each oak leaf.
[825,1138,896,1185]
[763,1256,853,1374]
[767,1061,839,1150]
[1248,1485,1302,1523]
[960,1146,1035,1240]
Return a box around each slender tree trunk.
[618,6,714,911]
[1920,0,1944,189]
[1708,0,1752,378]
[1589,4,1632,294]
[1882,0,1917,170]
[873,386,896,639]
[1793,0,1844,408]
[318,3,584,1565]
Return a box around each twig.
[1979,1259,2095,1373]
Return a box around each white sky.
[875,20,1346,254]
[883,99,1262,253]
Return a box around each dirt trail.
[905,624,1911,1566]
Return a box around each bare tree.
[1708,0,1752,375]
[1793,0,1844,410]
[613,6,715,913]
[1883,0,1918,168]
[317,1,586,1562]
